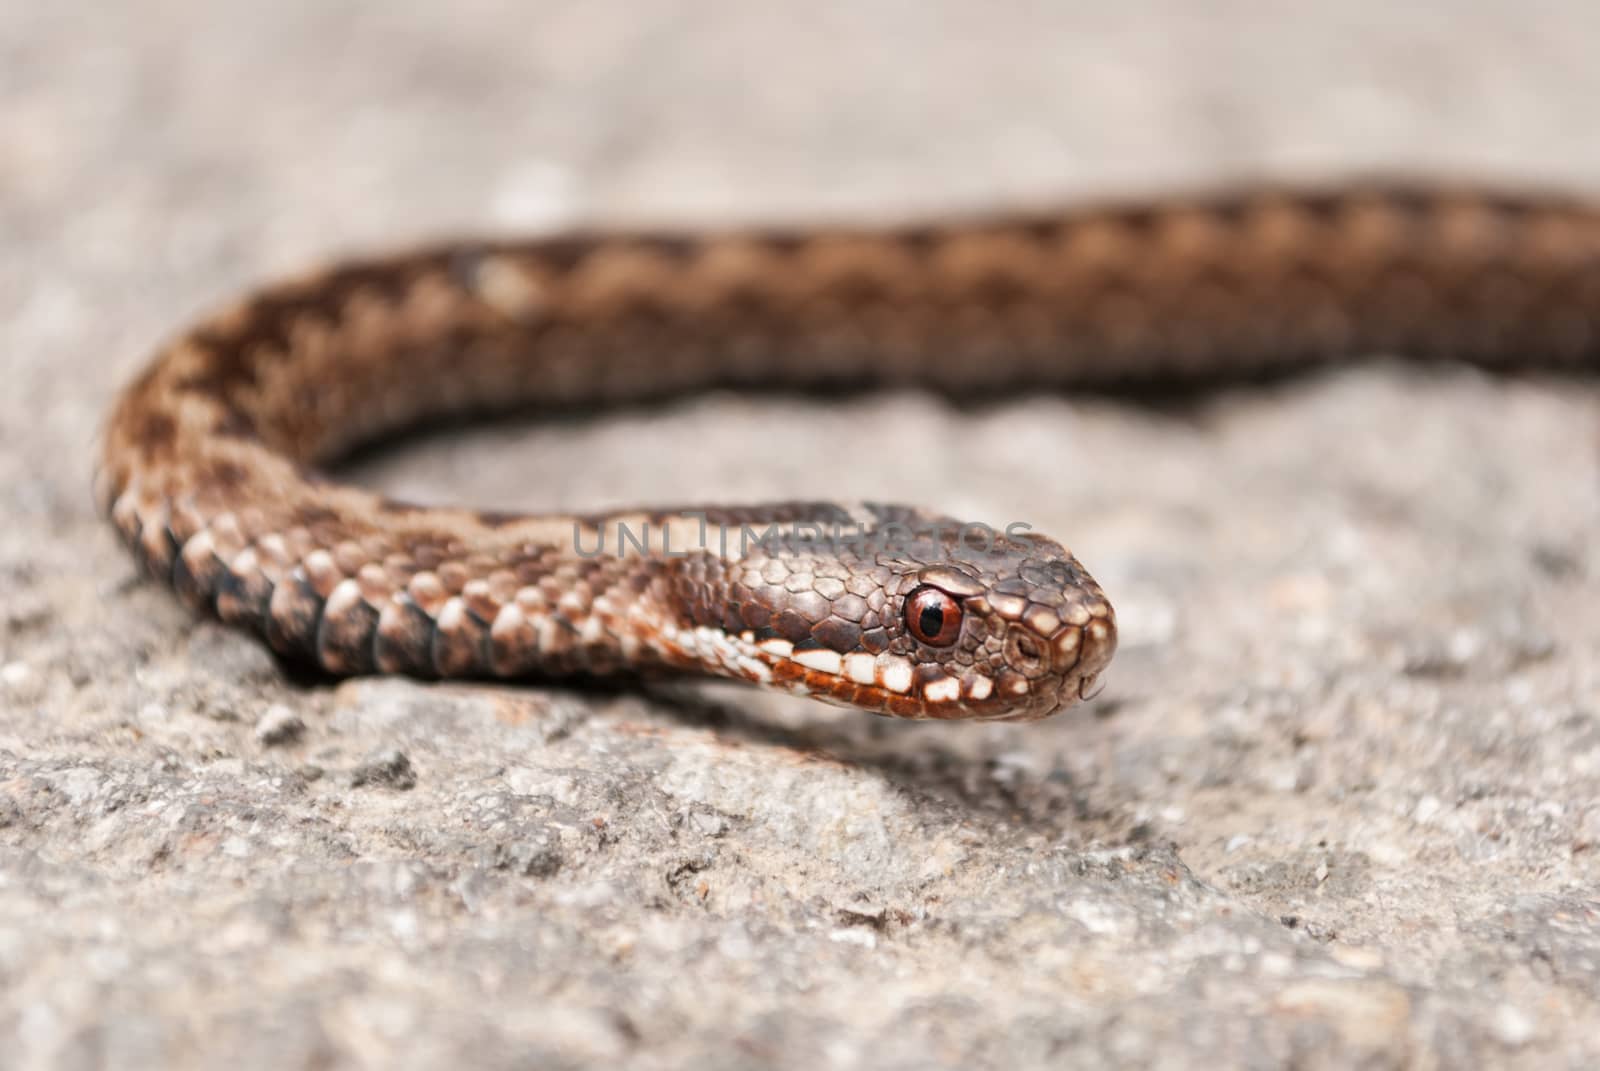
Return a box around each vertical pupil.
[918,601,944,639]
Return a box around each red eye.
[905,586,963,647]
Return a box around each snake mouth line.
[700,621,1115,720]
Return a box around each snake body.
[98,185,1600,720]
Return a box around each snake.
[96,184,1600,721]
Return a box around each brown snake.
[98,185,1600,721]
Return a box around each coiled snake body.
[99,185,1600,720]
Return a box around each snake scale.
[98,185,1600,720]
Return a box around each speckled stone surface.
[2,3,1599,1068]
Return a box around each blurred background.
[3,3,1599,1068]
[10,1,1600,508]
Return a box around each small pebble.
[1490,1004,1535,1047]
[254,704,305,746]
[350,749,417,790]
[0,662,43,702]
[1413,795,1443,824]
[690,811,727,837]
[503,837,563,877]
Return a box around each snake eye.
[905,586,963,647]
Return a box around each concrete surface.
[2,2,1598,1068]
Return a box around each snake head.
[675,511,1117,721]
[885,541,1119,721]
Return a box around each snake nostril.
[1005,629,1051,678]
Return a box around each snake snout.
[1065,610,1118,699]
[1022,595,1118,713]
